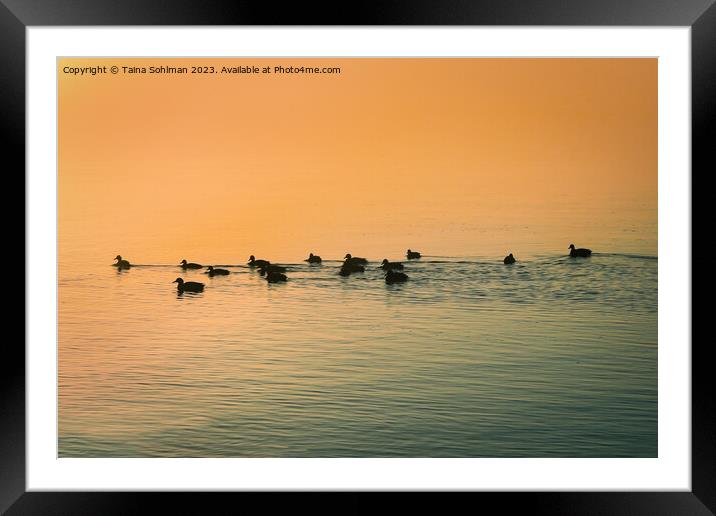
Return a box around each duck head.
[248,255,256,262]
[206,266,214,271]
[568,244,576,250]
[344,253,352,259]
[180,259,188,265]
[115,255,122,261]
[173,278,184,285]
[382,259,389,265]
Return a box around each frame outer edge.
[691,1,716,514]
[1,0,27,514]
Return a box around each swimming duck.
[503,253,516,265]
[385,269,409,284]
[568,244,592,257]
[113,255,131,269]
[205,266,230,276]
[258,264,287,276]
[305,253,322,264]
[406,249,421,259]
[339,261,365,276]
[173,277,205,293]
[248,255,270,268]
[266,271,288,283]
[179,259,203,269]
[381,259,404,270]
[344,253,368,266]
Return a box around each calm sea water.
[58,249,657,457]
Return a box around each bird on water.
[258,264,287,276]
[113,255,131,269]
[173,277,205,293]
[344,254,368,266]
[305,253,322,264]
[205,266,230,276]
[385,269,409,284]
[339,260,365,276]
[503,253,516,264]
[180,259,203,269]
[266,271,288,283]
[568,244,592,257]
[406,249,421,259]
[248,255,270,268]
[381,259,404,270]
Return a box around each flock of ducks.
[113,244,592,294]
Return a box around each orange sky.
[58,58,656,262]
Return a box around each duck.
[113,255,131,269]
[266,271,287,283]
[305,253,322,264]
[406,249,421,259]
[380,259,404,270]
[248,255,270,268]
[339,261,365,276]
[503,253,516,265]
[173,277,205,293]
[568,244,592,258]
[344,253,368,266]
[179,259,203,269]
[205,265,230,276]
[385,269,409,284]
[258,264,287,276]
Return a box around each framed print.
[6,0,712,513]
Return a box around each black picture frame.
[6,1,712,513]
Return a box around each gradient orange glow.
[58,58,656,264]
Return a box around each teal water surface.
[58,252,657,457]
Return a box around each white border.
[27,27,691,491]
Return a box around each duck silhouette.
[568,244,592,258]
[503,253,516,265]
[339,261,365,276]
[113,255,131,269]
[344,253,368,266]
[385,269,409,284]
[258,264,287,276]
[266,271,287,283]
[406,249,421,259]
[248,255,270,268]
[173,277,204,293]
[305,253,322,264]
[205,266,230,276]
[381,259,404,270]
[179,259,203,269]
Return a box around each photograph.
[57,56,658,459]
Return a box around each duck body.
[173,277,205,293]
[205,266,230,276]
[258,264,287,276]
[385,269,409,284]
[568,244,592,258]
[180,259,203,269]
[344,254,368,266]
[113,255,131,269]
[266,271,287,283]
[305,253,322,264]
[339,261,365,276]
[381,259,404,270]
[503,253,516,265]
[406,249,421,259]
[248,255,270,268]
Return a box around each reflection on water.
[59,251,656,457]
